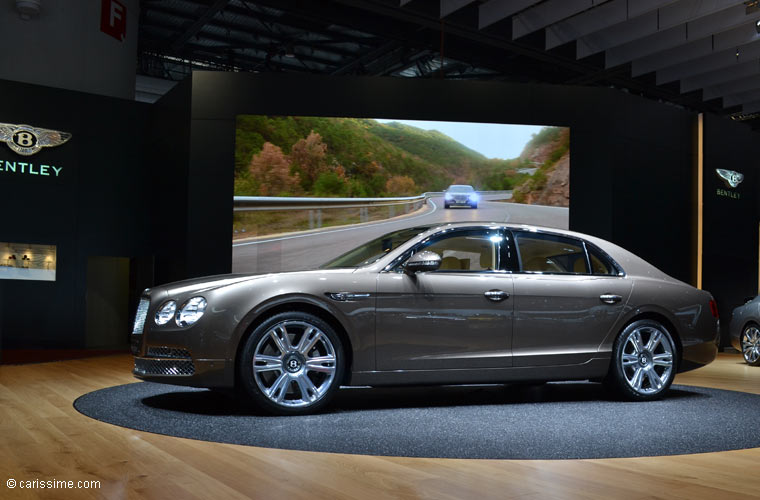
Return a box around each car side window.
[514,231,588,274]
[406,229,503,273]
[587,244,620,276]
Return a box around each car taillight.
[709,299,719,319]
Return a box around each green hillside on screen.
[234,115,566,197]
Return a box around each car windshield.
[320,225,433,268]
[447,185,475,193]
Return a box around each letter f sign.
[100,0,127,42]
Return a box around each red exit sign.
[100,0,127,42]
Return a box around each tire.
[444,203,450,209]
[608,319,677,401]
[741,323,760,366]
[471,203,478,209]
[238,311,344,415]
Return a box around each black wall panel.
[702,114,760,344]
[0,79,152,352]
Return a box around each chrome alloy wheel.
[620,325,674,395]
[741,325,760,365]
[252,320,337,408]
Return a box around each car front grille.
[134,358,195,376]
[147,346,192,359]
[132,297,150,335]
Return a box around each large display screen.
[233,115,569,272]
[0,242,57,281]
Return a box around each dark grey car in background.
[730,296,760,365]
[131,223,719,414]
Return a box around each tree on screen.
[248,142,301,196]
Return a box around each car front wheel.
[608,319,677,401]
[238,312,344,415]
[741,324,760,366]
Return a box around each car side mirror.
[404,251,441,274]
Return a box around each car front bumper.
[133,355,232,387]
[445,196,476,206]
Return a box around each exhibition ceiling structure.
[138,0,760,127]
[1,1,760,499]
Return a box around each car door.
[375,228,514,370]
[510,230,632,367]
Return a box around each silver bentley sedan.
[729,296,760,365]
[131,223,719,414]
[443,184,479,209]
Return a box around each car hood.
[156,268,357,296]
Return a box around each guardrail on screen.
[232,191,510,229]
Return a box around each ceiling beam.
[723,88,760,107]
[441,0,477,18]
[513,0,607,40]
[606,4,760,68]
[704,74,760,99]
[632,22,760,76]
[547,0,677,49]
[742,98,760,113]
[478,0,543,29]
[148,20,346,68]
[170,0,230,52]
[577,0,746,59]
[331,39,404,75]
[680,58,760,92]
[146,4,364,59]
[657,38,760,83]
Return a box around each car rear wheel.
[741,324,760,366]
[238,312,344,415]
[608,319,676,401]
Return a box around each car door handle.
[600,294,622,305]
[484,290,509,302]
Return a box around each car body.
[131,222,719,414]
[729,296,760,365]
[444,184,478,209]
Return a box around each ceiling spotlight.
[16,0,41,20]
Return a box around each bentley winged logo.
[0,122,72,156]
[716,169,744,188]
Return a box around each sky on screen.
[373,119,549,160]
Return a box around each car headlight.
[155,300,177,326]
[175,296,207,327]
[469,193,479,200]
[445,193,453,199]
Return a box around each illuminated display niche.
[0,242,56,281]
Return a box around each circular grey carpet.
[73,382,760,460]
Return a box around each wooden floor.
[1,353,759,500]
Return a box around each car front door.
[510,230,632,367]
[375,228,514,370]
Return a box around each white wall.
[0,0,139,99]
